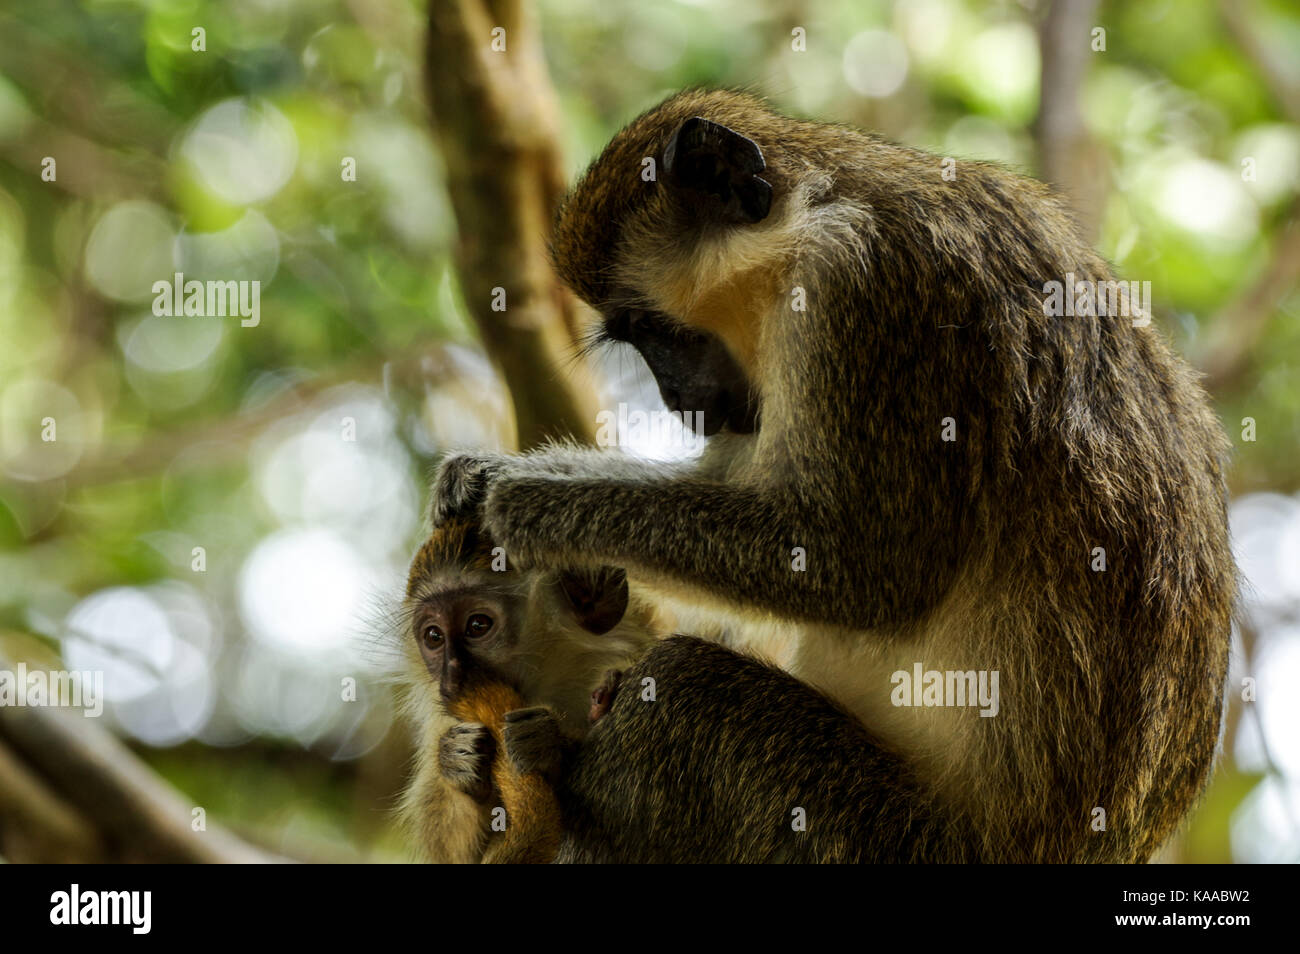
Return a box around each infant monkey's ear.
[557,567,630,634]
[663,116,772,224]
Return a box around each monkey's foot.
[503,707,563,782]
[589,669,623,724]
[439,722,496,803]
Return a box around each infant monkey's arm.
[445,683,564,865]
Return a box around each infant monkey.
[401,514,938,864]
[398,516,654,863]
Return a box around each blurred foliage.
[0,0,1297,862]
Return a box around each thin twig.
[1035,0,1106,241]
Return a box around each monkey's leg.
[557,637,969,864]
[449,684,564,864]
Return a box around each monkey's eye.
[421,625,444,650]
[465,613,494,638]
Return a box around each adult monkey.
[434,89,1236,862]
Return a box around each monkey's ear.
[663,117,772,224]
[557,567,629,635]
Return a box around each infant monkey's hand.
[438,722,496,803]
[502,707,564,784]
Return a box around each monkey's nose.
[440,658,463,701]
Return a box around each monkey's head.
[554,90,801,437]
[402,518,651,733]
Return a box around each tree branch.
[1197,197,1300,393]
[0,734,104,863]
[1035,0,1106,241]
[0,647,284,863]
[424,0,597,449]
[1220,0,1300,123]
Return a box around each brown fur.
[403,517,963,862]
[446,683,562,865]
[397,518,657,862]
[437,89,1236,862]
[405,519,496,595]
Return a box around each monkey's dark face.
[603,308,758,436]
[552,91,786,438]
[413,582,521,703]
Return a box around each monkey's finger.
[589,669,623,724]
[430,454,503,526]
[503,707,563,779]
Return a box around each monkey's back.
[770,120,1237,862]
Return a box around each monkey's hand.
[434,446,656,536]
[503,707,564,785]
[589,669,623,724]
[430,453,508,527]
[439,722,496,803]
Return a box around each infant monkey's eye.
[465,613,493,638]
[421,625,443,650]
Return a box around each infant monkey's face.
[411,576,523,704]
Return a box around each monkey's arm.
[433,447,957,630]
[403,719,495,863]
[408,711,561,864]
[429,445,687,527]
[451,685,565,865]
[482,472,858,625]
